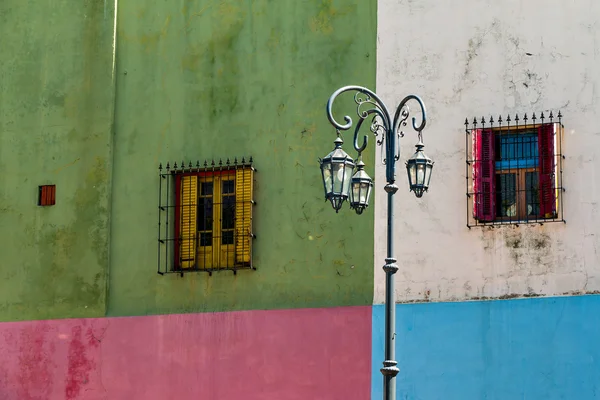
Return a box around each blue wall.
[372,295,600,399]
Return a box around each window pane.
[222,231,234,245]
[496,132,538,170]
[222,180,235,194]
[496,173,517,217]
[198,198,213,231]
[526,172,540,216]
[200,232,212,247]
[221,176,235,245]
[201,182,213,196]
[222,196,235,230]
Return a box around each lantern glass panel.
[361,183,371,204]
[351,182,368,205]
[416,163,426,185]
[322,163,333,194]
[408,162,417,186]
[342,164,354,194]
[332,164,343,193]
[424,163,433,187]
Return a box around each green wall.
[0,0,116,321]
[108,0,376,316]
[0,0,377,321]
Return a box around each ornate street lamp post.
[318,86,433,400]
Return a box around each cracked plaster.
[374,0,600,304]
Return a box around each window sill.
[468,217,565,228]
[158,265,256,277]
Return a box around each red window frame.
[473,123,556,222]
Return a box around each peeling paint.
[65,326,94,399]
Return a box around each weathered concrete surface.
[0,0,117,320]
[0,306,371,400]
[375,0,600,303]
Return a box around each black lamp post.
[318,86,433,400]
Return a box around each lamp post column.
[381,182,399,399]
[380,115,400,400]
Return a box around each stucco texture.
[375,0,600,303]
[0,1,116,321]
[107,0,377,316]
[0,306,372,400]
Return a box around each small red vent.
[38,185,56,206]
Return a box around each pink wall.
[0,306,371,400]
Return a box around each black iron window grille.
[158,158,256,276]
[465,112,565,228]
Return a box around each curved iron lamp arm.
[392,94,427,137]
[326,86,427,182]
[326,86,391,156]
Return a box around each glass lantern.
[319,137,355,212]
[406,141,434,198]
[349,160,373,215]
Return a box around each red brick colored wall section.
[0,306,371,399]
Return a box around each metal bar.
[158,169,162,274]
[465,120,470,228]
[165,168,170,271]
[559,121,565,222]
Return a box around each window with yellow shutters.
[157,158,255,275]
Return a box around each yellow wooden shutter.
[180,175,198,269]
[235,168,253,265]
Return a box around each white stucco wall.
[374,0,600,304]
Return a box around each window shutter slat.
[235,168,253,265]
[179,175,198,269]
[473,129,495,221]
[538,123,556,218]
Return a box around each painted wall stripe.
[372,296,600,399]
[0,306,371,400]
